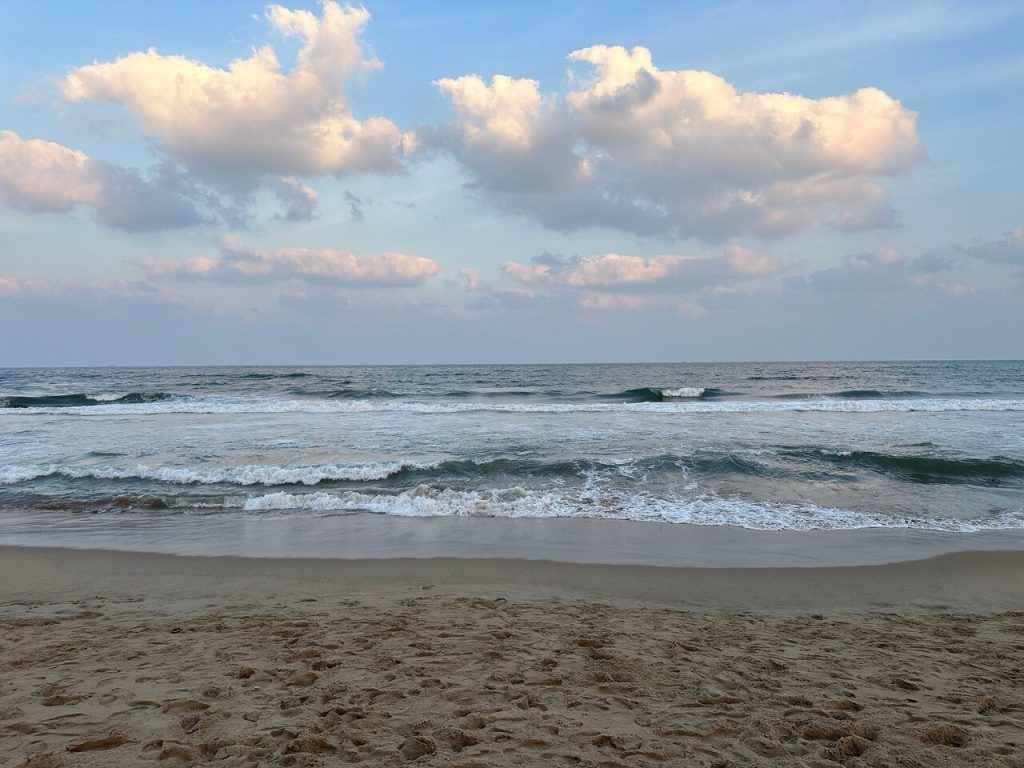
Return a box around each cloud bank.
[436,45,922,239]
[502,247,795,292]
[137,237,439,287]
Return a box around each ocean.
[1,361,1022,533]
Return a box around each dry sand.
[1,547,1023,767]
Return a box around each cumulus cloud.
[62,2,415,187]
[136,236,439,287]
[435,45,922,239]
[959,228,1024,264]
[0,130,202,230]
[501,247,794,292]
[482,246,795,314]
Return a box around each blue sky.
[1,0,1022,364]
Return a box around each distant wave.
[830,389,931,399]
[444,389,543,398]
[4,395,1023,415]
[288,387,402,399]
[0,392,175,408]
[606,387,733,402]
[786,448,1024,485]
[240,372,315,380]
[770,389,931,400]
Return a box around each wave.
[233,486,1024,532]
[11,485,1022,531]
[769,389,931,400]
[289,387,401,399]
[240,372,315,380]
[606,387,733,402]
[444,389,543,398]
[0,392,175,408]
[831,389,931,399]
[0,460,427,487]
[4,396,1023,415]
[786,449,1024,485]
[0,453,768,488]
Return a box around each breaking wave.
[0,453,772,488]
[1,392,175,408]
[233,486,1024,532]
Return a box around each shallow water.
[1,361,1022,532]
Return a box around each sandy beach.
[2,546,1023,767]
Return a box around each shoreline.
[3,545,1023,615]
[3,510,1024,568]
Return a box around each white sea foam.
[0,465,53,484]
[3,396,1024,416]
[661,387,705,398]
[238,485,1024,532]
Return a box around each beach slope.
[2,547,1023,766]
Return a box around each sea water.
[1,361,1022,532]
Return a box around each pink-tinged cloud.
[436,46,922,239]
[0,276,21,296]
[458,268,487,291]
[62,2,415,185]
[137,237,439,287]
[0,131,101,212]
[0,130,201,230]
[501,248,794,292]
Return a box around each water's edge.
[3,510,1023,568]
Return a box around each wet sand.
[2,547,1024,766]
[4,510,1024,566]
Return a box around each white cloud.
[502,248,794,292]
[136,236,439,287]
[436,45,922,239]
[62,2,415,186]
[0,130,100,212]
[0,130,202,230]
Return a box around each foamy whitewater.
[1,361,1022,532]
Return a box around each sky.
[0,0,1022,365]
